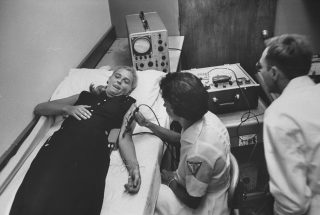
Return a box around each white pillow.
[130,69,165,106]
[50,66,165,107]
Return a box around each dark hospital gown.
[9,91,135,215]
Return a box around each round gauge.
[133,37,151,54]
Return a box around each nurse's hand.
[124,165,141,194]
[65,105,92,120]
[134,111,150,127]
[161,169,176,185]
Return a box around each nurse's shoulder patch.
[185,155,213,183]
[186,160,202,176]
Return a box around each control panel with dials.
[126,11,170,73]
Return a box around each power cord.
[207,67,261,163]
[128,103,179,164]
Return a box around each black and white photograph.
[0,0,319,215]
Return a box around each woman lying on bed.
[9,66,141,215]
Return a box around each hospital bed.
[0,67,170,215]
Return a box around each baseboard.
[0,116,39,171]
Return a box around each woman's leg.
[9,134,110,215]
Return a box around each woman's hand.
[65,105,92,120]
[124,165,141,194]
[134,111,149,127]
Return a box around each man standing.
[257,34,320,215]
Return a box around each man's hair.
[265,34,313,79]
[160,72,208,122]
[90,66,137,95]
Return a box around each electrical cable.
[207,67,261,162]
[129,103,179,164]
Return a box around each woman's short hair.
[160,72,208,122]
[90,66,137,95]
[265,34,313,79]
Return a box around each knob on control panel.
[158,46,164,52]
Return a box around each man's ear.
[270,66,280,81]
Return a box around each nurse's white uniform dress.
[155,112,231,215]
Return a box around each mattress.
[0,67,169,215]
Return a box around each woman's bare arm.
[34,94,91,120]
[118,104,141,194]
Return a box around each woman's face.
[105,68,134,97]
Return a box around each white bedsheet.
[0,67,169,215]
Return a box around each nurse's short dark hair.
[160,72,208,122]
[265,34,313,79]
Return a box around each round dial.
[133,38,151,54]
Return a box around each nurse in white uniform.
[135,72,231,215]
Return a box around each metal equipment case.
[126,12,170,73]
[185,64,260,114]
